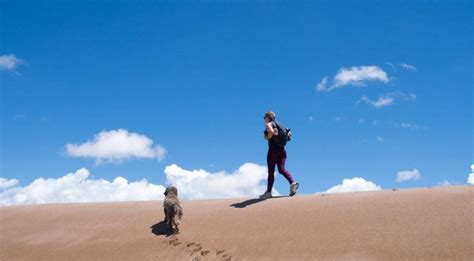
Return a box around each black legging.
[266,147,294,193]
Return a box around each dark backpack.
[272,121,291,147]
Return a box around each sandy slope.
[1,186,473,260]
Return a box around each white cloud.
[438,180,453,186]
[0,168,166,206]
[316,77,328,91]
[0,178,19,189]
[334,66,389,87]
[468,164,474,185]
[316,66,389,92]
[400,63,417,72]
[66,129,166,163]
[385,62,395,69]
[376,136,384,143]
[1,162,279,205]
[325,177,382,193]
[399,122,419,130]
[360,96,394,108]
[387,121,423,131]
[0,54,23,71]
[359,92,416,108]
[396,169,421,182]
[164,163,278,200]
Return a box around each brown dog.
[163,186,183,233]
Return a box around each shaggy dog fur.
[163,186,183,233]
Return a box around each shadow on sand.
[150,221,175,237]
[230,196,289,208]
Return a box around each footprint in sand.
[167,237,182,247]
[187,245,202,256]
[166,238,228,259]
[183,241,231,260]
[185,242,197,256]
[168,239,178,244]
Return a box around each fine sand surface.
[1,186,473,260]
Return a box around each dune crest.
[1,186,473,260]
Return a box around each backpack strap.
[272,121,279,130]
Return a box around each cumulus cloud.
[325,177,382,193]
[0,178,19,189]
[334,66,389,87]
[0,168,165,206]
[66,129,166,163]
[316,66,389,92]
[164,163,277,200]
[396,169,421,182]
[400,63,417,72]
[468,164,474,185]
[1,162,279,205]
[359,92,416,108]
[0,54,23,71]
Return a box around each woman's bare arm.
[265,122,277,140]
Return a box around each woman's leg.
[266,150,277,192]
[276,151,294,184]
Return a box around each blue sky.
[1,1,473,204]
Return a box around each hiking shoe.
[290,182,299,196]
[259,191,272,199]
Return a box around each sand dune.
[1,186,473,260]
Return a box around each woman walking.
[260,111,299,199]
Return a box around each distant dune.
[1,186,473,260]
